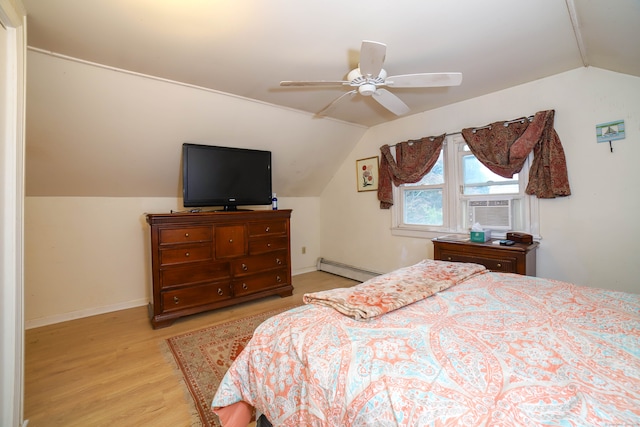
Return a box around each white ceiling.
[23,0,640,128]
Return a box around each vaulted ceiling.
[23,0,640,128]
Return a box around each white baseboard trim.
[26,266,347,329]
[25,298,149,330]
[292,266,317,276]
[316,258,381,282]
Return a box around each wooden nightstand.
[433,238,539,276]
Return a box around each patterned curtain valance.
[377,109,571,209]
[377,134,445,209]
[461,110,571,199]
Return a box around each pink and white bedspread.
[212,263,640,426]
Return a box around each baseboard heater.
[316,258,381,283]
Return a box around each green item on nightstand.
[470,230,491,242]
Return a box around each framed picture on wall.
[356,156,379,192]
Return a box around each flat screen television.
[182,143,272,211]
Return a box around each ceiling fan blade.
[372,88,410,116]
[317,90,357,116]
[280,80,349,87]
[359,40,386,77]
[385,72,463,88]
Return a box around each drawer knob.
[242,283,248,290]
[173,296,179,304]
[217,288,224,296]
[267,243,271,247]
[185,252,190,257]
[447,257,452,261]
[265,226,270,232]
[276,258,282,265]
[276,275,282,283]
[496,263,502,268]
[185,233,189,238]
[242,263,248,271]
[229,239,233,243]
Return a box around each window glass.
[462,155,519,195]
[402,151,444,226]
[403,188,443,226]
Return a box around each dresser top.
[146,209,292,225]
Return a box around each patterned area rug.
[166,307,292,427]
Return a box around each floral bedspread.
[303,259,486,320]
[212,269,640,426]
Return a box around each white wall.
[286,197,323,274]
[320,67,640,294]
[26,50,366,199]
[24,50,359,327]
[24,196,321,328]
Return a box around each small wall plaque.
[596,120,625,143]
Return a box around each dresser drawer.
[159,244,212,266]
[249,236,288,255]
[232,251,287,276]
[160,262,230,288]
[233,268,289,297]
[438,251,517,273]
[248,220,287,237]
[161,283,232,313]
[159,227,212,245]
[215,224,247,258]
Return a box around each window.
[391,134,538,239]
[402,150,445,227]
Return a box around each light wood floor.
[24,271,357,427]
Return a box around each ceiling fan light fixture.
[358,83,376,96]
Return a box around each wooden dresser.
[146,209,293,328]
[433,238,539,276]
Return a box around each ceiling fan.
[280,40,463,116]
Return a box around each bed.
[211,259,640,426]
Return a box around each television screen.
[182,143,272,210]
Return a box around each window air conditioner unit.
[468,199,512,230]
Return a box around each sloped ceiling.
[23,0,640,127]
[22,0,640,199]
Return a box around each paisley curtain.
[461,110,571,198]
[377,135,445,209]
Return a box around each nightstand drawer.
[439,251,517,273]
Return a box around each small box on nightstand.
[470,230,491,242]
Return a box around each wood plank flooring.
[24,271,357,427]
